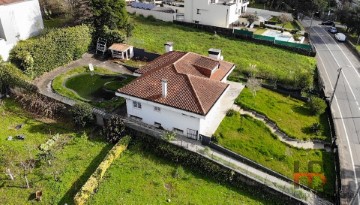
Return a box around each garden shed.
[108,43,134,60]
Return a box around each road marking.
[312,27,360,107]
[311,25,359,200]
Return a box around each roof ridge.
[186,74,206,114]
[188,51,220,62]
[173,52,190,73]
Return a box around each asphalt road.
[302,18,360,204]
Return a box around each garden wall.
[127,7,175,22]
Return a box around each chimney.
[164,42,174,53]
[208,48,223,60]
[161,79,167,97]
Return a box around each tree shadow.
[291,105,313,116]
[57,142,113,205]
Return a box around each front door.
[187,129,198,140]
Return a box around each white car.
[335,33,346,42]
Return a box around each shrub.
[162,131,176,141]
[13,88,66,118]
[310,123,322,135]
[226,109,236,117]
[71,103,94,127]
[307,96,326,115]
[74,136,131,205]
[102,116,126,144]
[10,25,92,77]
[0,63,37,91]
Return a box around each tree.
[91,0,133,43]
[307,96,326,115]
[246,77,261,97]
[102,116,126,143]
[71,103,94,127]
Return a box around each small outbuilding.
[108,43,134,60]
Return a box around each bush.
[10,25,92,77]
[74,135,131,205]
[226,109,236,117]
[102,116,126,144]
[310,123,322,135]
[162,131,176,141]
[307,96,326,115]
[71,103,94,127]
[0,62,37,91]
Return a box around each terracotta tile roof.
[0,0,23,5]
[108,43,132,52]
[120,51,235,115]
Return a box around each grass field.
[88,142,281,205]
[129,15,316,88]
[214,112,335,196]
[236,88,331,141]
[52,66,135,111]
[43,17,71,29]
[0,99,112,204]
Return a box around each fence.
[173,21,316,57]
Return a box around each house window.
[133,101,142,109]
[187,129,198,139]
[154,106,161,112]
[173,128,184,134]
[197,9,200,14]
[130,115,142,121]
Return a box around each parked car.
[321,20,335,26]
[335,33,346,42]
[328,27,338,33]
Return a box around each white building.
[0,0,44,61]
[184,0,249,28]
[116,46,235,140]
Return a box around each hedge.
[73,135,131,205]
[10,25,92,77]
[0,62,37,91]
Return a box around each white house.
[184,0,249,28]
[116,46,235,140]
[0,0,44,61]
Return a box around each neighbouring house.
[108,43,134,60]
[184,0,249,28]
[0,0,44,60]
[116,45,235,140]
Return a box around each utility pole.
[330,67,342,105]
[310,12,314,28]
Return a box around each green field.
[52,66,135,111]
[0,99,112,204]
[88,142,280,205]
[214,112,335,196]
[129,15,316,88]
[236,88,331,141]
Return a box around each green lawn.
[52,66,135,111]
[129,15,316,88]
[0,99,112,204]
[236,88,331,141]
[214,112,335,196]
[43,17,71,29]
[88,142,281,205]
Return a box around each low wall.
[127,6,175,22]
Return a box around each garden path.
[231,104,332,151]
[33,53,131,106]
